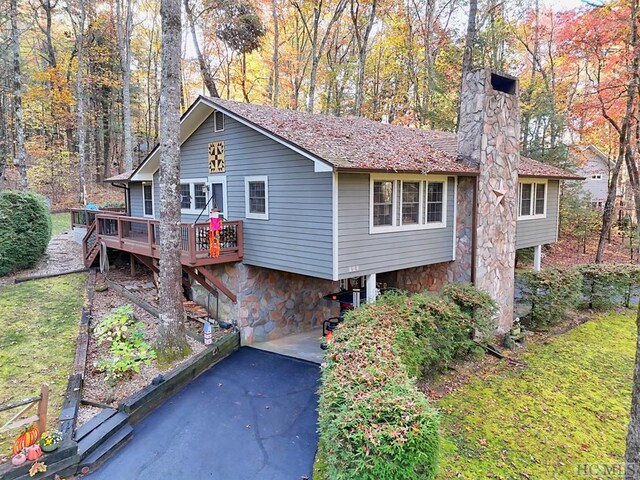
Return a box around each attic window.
[214,111,225,132]
[491,73,516,95]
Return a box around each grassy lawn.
[0,273,86,457]
[436,311,635,479]
[51,212,71,235]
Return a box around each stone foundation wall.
[190,264,339,345]
[395,262,451,293]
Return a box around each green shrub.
[441,282,498,342]
[578,264,640,310]
[394,293,475,377]
[94,305,155,385]
[0,190,51,276]
[519,268,582,330]
[317,285,495,479]
[318,301,440,480]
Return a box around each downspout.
[471,176,478,284]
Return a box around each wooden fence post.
[37,384,48,434]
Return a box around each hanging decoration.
[209,208,222,258]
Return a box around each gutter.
[334,167,480,176]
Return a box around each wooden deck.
[83,213,243,267]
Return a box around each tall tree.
[215,0,265,102]
[70,0,87,203]
[268,0,280,106]
[116,0,134,171]
[157,0,191,363]
[626,0,640,471]
[457,0,477,131]
[291,0,348,112]
[184,0,219,97]
[10,0,28,190]
[350,0,377,116]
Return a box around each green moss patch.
[0,273,86,456]
[436,311,635,479]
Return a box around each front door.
[209,178,227,219]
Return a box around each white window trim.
[245,175,269,220]
[179,178,209,215]
[142,182,154,218]
[369,174,448,234]
[214,110,225,132]
[518,179,548,220]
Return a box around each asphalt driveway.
[85,347,321,480]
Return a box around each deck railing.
[93,214,243,266]
[70,207,127,229]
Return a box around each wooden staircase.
[82,221,100,267]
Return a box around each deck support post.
[366,273,377,303]
[130,253,136,276]
[533,245,542,272]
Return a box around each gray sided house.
[98,69,578,344]
[569,144,636,225]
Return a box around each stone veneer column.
[448,176,475,284]
[457,69,520,333]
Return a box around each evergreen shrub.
[0,190,51,276]
[578,264,640,309]
[317,285,496,479]
[519,268,582,330]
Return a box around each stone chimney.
[457,68,520,334]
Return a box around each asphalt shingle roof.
[208,97,581,180]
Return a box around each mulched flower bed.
[78,269,228,426]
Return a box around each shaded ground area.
[542,233,633,268]
[433,311,634,479]
[85,348,320,480]
[0,273,87,459]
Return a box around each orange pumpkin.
[11,425,40,455]
[26,444,42,461]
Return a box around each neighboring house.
[569,144,635,224]
[90,69,579,345]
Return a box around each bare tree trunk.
[270,0,279,106]
[157,0,190,364]
[35,0,57,69]
[623,1,640,472]
[293,0,347,113]
[73,0,87,203]
[117,0,134,171]
[456,0,477,132]
[627,305,640,480]
[351,0,377,116]
[241,53,250,102]
[0,92,7,192]
[596,151,625,262]
[184,0,219,97]
[11,0,28,191]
